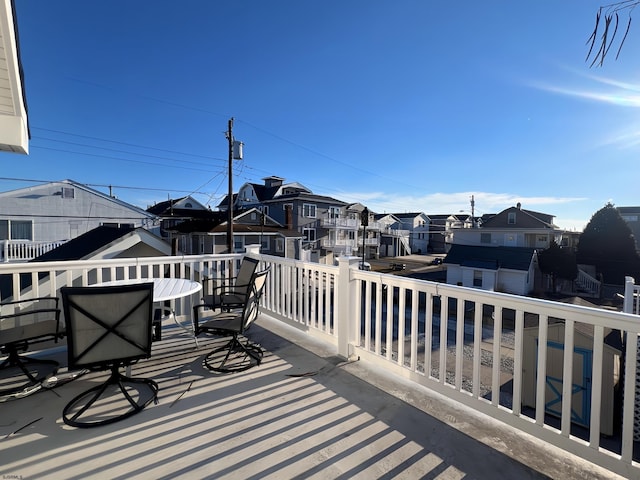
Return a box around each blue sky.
[7,1,640,231]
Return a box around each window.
[0,220,33,240]
[302,228,316,242]
[185,202,193,208]
[302,203,316,218]
[61,187,75,199]
[261,236,270,251]
[329,206,340,219]
[480,233,491,244]
[507,212,516,224]
[275,238,284,253]
[261,206,269,216]
[473,270,483,287]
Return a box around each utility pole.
[225,118,243,253]
[470,194,475,228]
[226,118,234,253]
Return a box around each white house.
[444,244,538,295]
[0,180,158,260]
[447,204,564,250]
[392,212,430,254]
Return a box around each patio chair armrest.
[0,297,63,350]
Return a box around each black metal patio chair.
[60,283,158,428]
[194,267,270,373]
[200,256,260,312]
[0,296,62,396]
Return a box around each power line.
[31,127,228,162]
[0,177,211,196]
[34,136,225,169]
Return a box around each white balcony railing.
[382,228,410,238]
[1,253,639,477]
[1,239,68,262]
[321,217,358,229]
[320,238,357,249]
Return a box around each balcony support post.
[337,256,360,359]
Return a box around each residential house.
[0,0,28,155]
[168,208,303,259]
[0,180,158,261]
[220,176,351,264]
[146,195,211,241]
[618,206,640,254]
[219,176,417,263]
[446,204,564,250]
[391,212,430,255]
[444,244,538,295]
[375,213,411,257]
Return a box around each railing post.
[337,255,360,359]
[245,244,261,257]
[624,276,636,314]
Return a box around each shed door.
[538,340,592,428]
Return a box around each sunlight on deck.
[0,320,479,480]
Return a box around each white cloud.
[329,190,586,218]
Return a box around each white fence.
[1,240,67,262]
[1,253,639,477]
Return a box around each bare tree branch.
[587,1,638,66]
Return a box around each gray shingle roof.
[444,244,536,271]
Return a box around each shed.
[522,321,621,436]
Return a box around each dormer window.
[185,202,193,208]
[507,212,516,224]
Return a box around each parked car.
[430,258,443,265]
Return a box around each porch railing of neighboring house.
[1,252,639,477]
[1,239,68,263]
[381,227,411,238]
[321,217,359,229]
[575,268,602,298]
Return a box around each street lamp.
[360,207,369,270]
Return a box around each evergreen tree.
[576,203,640,284]
[538,241,578,293]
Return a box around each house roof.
[146,196,211,218]
[481,205,556,229]
[262,191,347,205]
[170,218,302,238]
[32,226,137,261]
[0,179,157,219]
[444,244,536,271]
[392,212,427,219]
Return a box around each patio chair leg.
[204,336,263,373]
[0,348,58,396]
[62,365,158,428]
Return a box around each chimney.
[285,204,293,229]
[516,202,521,210]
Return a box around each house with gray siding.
[0,180,158,261]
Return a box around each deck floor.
[0,315,621,479]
